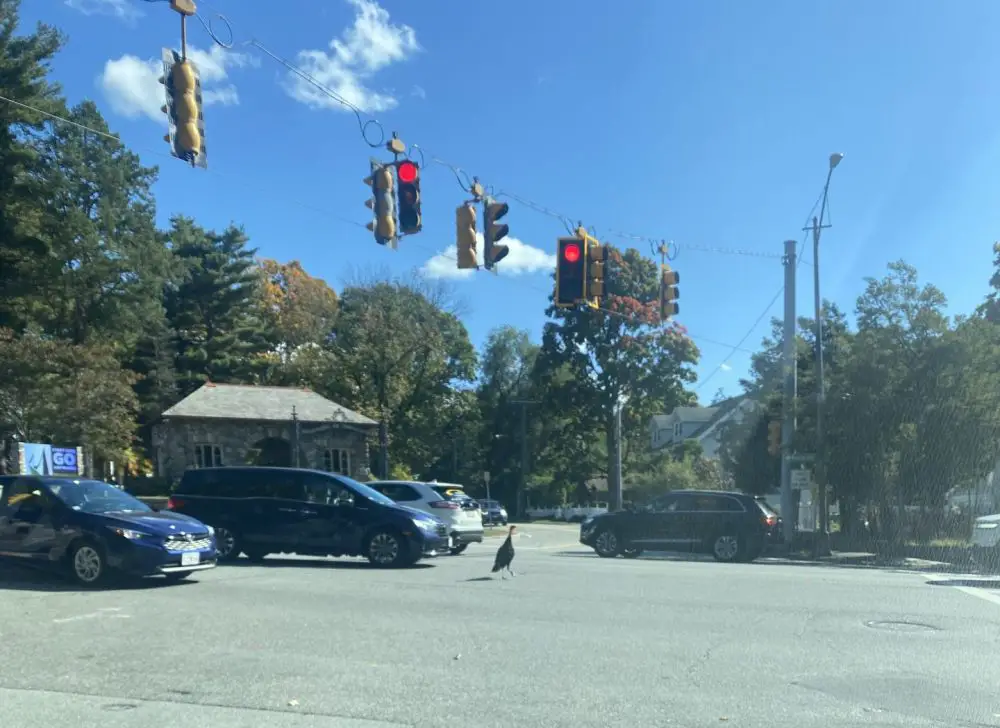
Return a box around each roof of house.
[651,406,719,429]
[690,396,751,438]
[161,383,378,426]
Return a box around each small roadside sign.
[791,469,811,491]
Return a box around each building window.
[673,422,682,437]
[323,448,350,475]
[194,444,223,469]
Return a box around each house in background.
[152,383,378,483]
[649,396,757,459]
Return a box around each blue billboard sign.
[18,443,82,476]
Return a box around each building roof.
[161,383,378,426]
[651,406,719,429]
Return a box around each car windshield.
[339,475,397,507]
[47,479,151,515]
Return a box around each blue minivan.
[0,476,217,586]
[168,467,450,567]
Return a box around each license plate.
[180,552,200,567]
[447,537,454,548]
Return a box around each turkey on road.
[491,525,517,578]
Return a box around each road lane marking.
[53,608,130,624]
[954,585,1000,607]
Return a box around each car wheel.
[711,533,742,563]
[366,529,408,568]
[622,547,643,559]
[449,544,469,555]
[163,572,190,583]
[68,540,107,587]
[593,529,622,558]
[213,526,239,562]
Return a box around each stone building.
[152,383,378,483]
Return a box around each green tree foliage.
[0,328,138,460]
[0,0,64,331]
[165,216,268,394]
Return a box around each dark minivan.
[168,467,450,568]
[0,475,217,586]
[580,489,781,563]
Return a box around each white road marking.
[53,607,130,624]
[955,585,1000,607]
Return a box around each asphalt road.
[2,522,999,728]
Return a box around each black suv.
[168,467,450,568]
[580,490,781,563]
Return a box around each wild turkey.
[491,525,517,578]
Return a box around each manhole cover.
[102,703,138,712]
[865,620,940,632]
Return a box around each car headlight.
[414,518,438,531]
[110,527,147,540]
[206,525,215,536]
[582,516,594,527]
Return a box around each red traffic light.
[397,161,418,184]
[563,243,581,263]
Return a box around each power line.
[0,92,748,357]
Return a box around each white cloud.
[285,0,420,114]
[421,234,557,280]
[65,0,140,21]
[411,85,426,100]
[720,363,732,371]
[98,45,257,121]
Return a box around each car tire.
[593,529,622,558]
[449,544,469,555]
[67,539,108,587]
[365,528,409,568]
[710,532,743,563]
[622,547,643,559]
[213,526,240,562]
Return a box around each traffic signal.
[767,420,782,456]
[159,49,206,168]
[660,266,680,320]
[456,204,478,270]
[555,237,587,307]
[365,161,396,248]
[587,243,609,306]
[483,197,510,270]
[396,160,422,235]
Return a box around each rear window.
[755,499,778,517]
[430,485,470,501]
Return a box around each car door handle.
[277,507,298,513]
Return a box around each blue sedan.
[0,476,217,586]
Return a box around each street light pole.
[807,152,843,557]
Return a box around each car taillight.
[167,496,183,510]
[428,500,460,510]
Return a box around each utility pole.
[379,406,389,479]
[612,402,624,512]
[780,240,798,545]
[805,152,843,558]
[291,406,301,468]
[511,400,538,520]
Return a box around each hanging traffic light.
[456,204,478,270]
[587,243,609,306]
[555,237,587,307]
[483,196,510,270]
[660,266,680,321]
[159,49,206,168]
[396,160,422,235]
[767,420,782,456]
[365,161,396,248]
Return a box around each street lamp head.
[829,152,844,170]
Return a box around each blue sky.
[23,0,1000,403]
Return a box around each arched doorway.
[247,437,292,467]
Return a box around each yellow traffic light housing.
[365,161,397,248]
[587,243,609,306]
[660,266,680,321]
[456,204,478,270]
[767,420,782,456]
[555,237,587,307]
[396,160,422,235]
[483,197,510,270]
[159,49,206,168]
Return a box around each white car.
[368,480,484,555]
